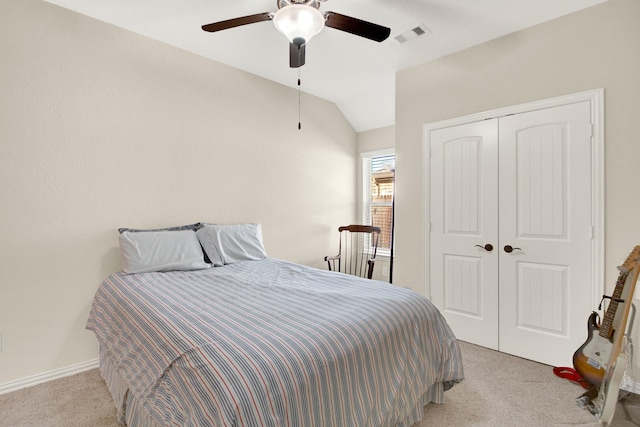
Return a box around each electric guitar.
[572,246,640,387]
[573,245,640,424]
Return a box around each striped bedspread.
[87,258,463,426]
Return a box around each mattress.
[87,258,463,426]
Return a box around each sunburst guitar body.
[572,312,611,387]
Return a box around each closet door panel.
[516,124,567,238]
[430,120,499,349]
[498,101,593,367]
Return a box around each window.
[362,150,395,256]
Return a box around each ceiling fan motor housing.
[277,0,325,10]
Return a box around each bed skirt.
[100,347,161,427]
[99,344,451,427]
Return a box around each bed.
[87,224,463,426]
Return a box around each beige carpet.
[1,341,636,426]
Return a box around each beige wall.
[0,0,357,386]
[396,0,640,365]
[357,125,395,154]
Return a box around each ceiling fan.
[202,0,391,68]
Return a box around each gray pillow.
[118,223,201,234]
[118,223,211,263]
[196,224,267,266]
[119,230,211,274]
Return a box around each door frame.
[422,88,605,310]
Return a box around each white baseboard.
[0,358,99,395]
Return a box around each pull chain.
[297,67,301,130]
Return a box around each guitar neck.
[605,246,640,364]
[599,272,629,339]
[610,263,640,361]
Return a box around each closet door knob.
[504,245,521,253]
[475,244,494,252]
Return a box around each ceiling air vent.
[394,24,431,45]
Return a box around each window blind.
[362,152,395,255]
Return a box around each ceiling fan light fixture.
[273,5,325,45]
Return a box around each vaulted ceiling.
[43,0,606,131]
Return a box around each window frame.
[361,148,395,258]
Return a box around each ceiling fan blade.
[202,12,273,33]
[289,40,306,68]
[324,12,390,42]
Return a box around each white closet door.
[498,101,593,367]
[429,100,593,367]
[430,120,499,349]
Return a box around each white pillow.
[119,230,211,274]
[196,224,267,266]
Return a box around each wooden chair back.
[325,225,381,279]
